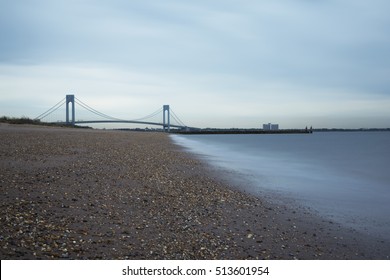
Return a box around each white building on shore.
[263,123,279,130]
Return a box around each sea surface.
[171,132,390,240]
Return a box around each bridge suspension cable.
[170,109,186,127]
[34,98,66,120]
[75,97,124,121]
[132,107,163,121]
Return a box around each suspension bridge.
[34,94,193,131]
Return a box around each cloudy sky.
[1,0,389,129]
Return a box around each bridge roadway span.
[72,120,186,129]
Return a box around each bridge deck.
[72,120,185,129]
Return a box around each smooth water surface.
[171,132,390,239]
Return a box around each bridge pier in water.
[66,94,75,126]
[163,105,170,132]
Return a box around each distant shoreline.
[1,116,390,133]
[172,129,312,135]
[313,128,390,132]
[171,127,390,135]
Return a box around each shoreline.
[1,124,389,259]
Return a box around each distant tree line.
[0,116,41,125]
[0,116,91,129]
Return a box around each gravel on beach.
[1,124,389,259]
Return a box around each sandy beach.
[0,123,389,259]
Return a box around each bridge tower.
[163,105,170,132]
[66,94,75,126]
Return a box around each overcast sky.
[1,0,389,128]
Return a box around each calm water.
[171,132,390,239]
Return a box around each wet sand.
[0,123,389,259]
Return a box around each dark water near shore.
[171,132,390,240]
